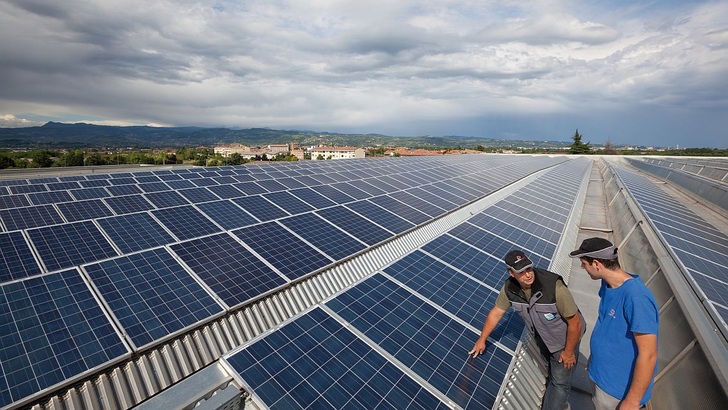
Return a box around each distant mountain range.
[0,122,571,150]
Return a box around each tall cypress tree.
[569,129,592,154]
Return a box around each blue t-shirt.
[589,275,659,405]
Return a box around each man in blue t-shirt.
[570,238,658,410]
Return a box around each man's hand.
[558,350,577,369]
[469,338,487,358]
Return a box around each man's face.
[579,258,599,280]
[509,267,535,289]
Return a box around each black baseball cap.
[569,237,618,260]
[504,250,533,273]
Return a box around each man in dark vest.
[470,250,585,410]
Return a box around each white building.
[309,146,366,160]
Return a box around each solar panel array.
[223,158,591,409]
[2,155,582,408]
[614,166,728,328]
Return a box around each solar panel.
[83,248,225,349]
[309,184,355,205]
[104,194,155,215]
[232,222,332,280]
[170,233,287,308]
[383,250,522,350]
[0,269,130,409]
[232,195,289,222]
[0,194,30,210]
[255,179,289,192]
[56,199,114,222]
[9,184,48,194]
[26,221,119,272]
[164,179,196,190]
[138,181,171,193]
[422,235,509,290]
[79,179,110,188]
[468,214,556,259]
[280,213,367,260]
[97,213,176,254]
[177,187,218,203]
[369,195,431,225]
[390,191,446,217]
[346,179,385,197]
[405,187,459,210]
[288,187,337,209]
[345,200,415,234]
[224,307,451,410]
[263,192,314,216]
[316,206,394,246]
[275,177,307,190]
[207,184,244,199]
[151,205,221,241]
[190,178,218,187]
[0,231,42,283]
[46,182,82,191]
[232,181,268,195]
[69,187,110,201]
[329,182,370,200]
[144,191,190,208]
[0,205,65,231]
[196,200,259,230]
[106,184,143,196]
[326,274,513,409]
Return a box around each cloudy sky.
[1,0,726,148]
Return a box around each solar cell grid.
[345,200,415,235]
[280,213,367,261]
[135,175,162,184]
[231,174,256,183]
[368,195,431,225]
[264,191,315,215]
[107,177,137,186]
[0,194,30,210]
[151,205,221,241]
[225,307,450,410]
[97,213,176,253]
[106,184,143,196]
[288,187,337,209]
[69,187,111,201]
[425,184,471,205]
[0,269,130,409]
[310,185,355,205]
[232,222,332,280]
[0,231,42,283]
[83,248,225,348]
[232,195,289,222]
[326,274,513,409]
[346,179,385,197]
[144,191,190,208]
[308,174,338,185]
[205,184,243,200]
[405,187,458,210]
[46,182,82,191]
[0,205,65,231]
[157,174,183,181]
[104,194,155,215]
[448,222,549,266]
[79,179,110,188]
[59,175,87,182]
[84,174,109,180]
[162,180,196,190]
[390,191,446,217]
[27,190,74,206]
[29,177,59,184]
[383,251,522,350]
[190,178,218,187]
[316,206,393,246]
[276,177,307,190]
[10,184,48,194]
[138,181,171,193]
[56,199,114,222]
[196,200,259,230]
[422,235,509,290]
[170,233,287,308]
[255,179,289,192]
[468,214,558,257]
[330,182,370,200]
[212,176,237,185]
[177,187,219,203]
[27,221,118,272]
[232,181,267,195]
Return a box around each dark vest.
[505,268,585,353]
